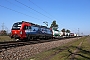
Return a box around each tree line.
[50,20,71,33]
[0,30,8,36]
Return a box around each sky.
[0,0,90,35]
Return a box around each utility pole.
[5,27,8,34]
[81,32,83,36]
[78,28,79,36]
[43,21,48,26]
[2,23,4,30]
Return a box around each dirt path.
[67,37,85,60]
[42,47,68,60]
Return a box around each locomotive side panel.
[11,21,53,40]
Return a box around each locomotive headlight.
[20,31,22,34]
[15,31,17,34]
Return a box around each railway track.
[0,39,60,51]
[0,37,77,52]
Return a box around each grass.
[26,50,55,60]
[75,36,90,60]
[25,36,90,60]
[0,36,13,42]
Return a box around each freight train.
[52,29,78,39]
[10,21,78,41]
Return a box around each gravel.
[0,38,79,60]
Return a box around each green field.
[25,36,90,60]
[0,36,13,42]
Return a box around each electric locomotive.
[11,21,53,40]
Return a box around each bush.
[0,30,7,36]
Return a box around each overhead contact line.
[0,4,42,21]
[15,0,52,20]
[5,0,35,14]
[29,0,56,19]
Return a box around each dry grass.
[0,36,13,42]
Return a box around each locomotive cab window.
[24,26,31,30]
[12,22,22,30]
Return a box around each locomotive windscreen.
[12,22,22,30]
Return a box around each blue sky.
[0,0,90,35]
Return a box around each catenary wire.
[15,0,52,20]
[5,0,37,15]
[29,0,56,19]
[0,4,42,21]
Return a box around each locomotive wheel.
[16,39,19,41]
[13,38,20,41]
[31,37,34,40]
